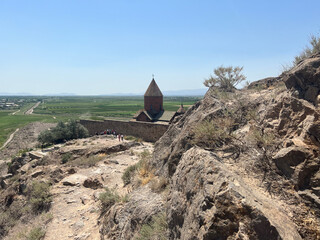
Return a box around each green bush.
[122,164,138,186]
[99,187,121,213]
[27,181,52,213]
[38,120,89,146]
[61,153,72,164]
[25,227,46,240]
[136,212,168,240]
[204,66,246,92]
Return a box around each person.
[121,134,124,141]
[118,134,121,141]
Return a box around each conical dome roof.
[177,104,185,114]
[144,78,163,97]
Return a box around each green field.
[0,96,202,147]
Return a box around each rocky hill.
[100,55,320,240]
[1,54,320,240]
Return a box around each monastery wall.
[79,119,169,142]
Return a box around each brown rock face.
[283,53,320,104]
[100,186,164,240]
[273,146,311,177]
[146,78,320,239]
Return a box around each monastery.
[132,78,185,123]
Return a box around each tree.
[38,120,89,146]
[204,66,246,92]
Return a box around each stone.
[29,151,45,160]
[100,186,164,240]
[67,168,77,174]
[62,174,87,187]
[283,53,320,104]
[71,221,84,230]
[272,146,310,177]
[83,177,103,189]
[30,169,44,178]
[80,196,90,205]
[0,179,8,189]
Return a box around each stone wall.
[79,119,169,142]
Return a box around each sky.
[1,0,320,95]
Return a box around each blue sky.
[1,0,320,95]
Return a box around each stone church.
[132,78,185,123]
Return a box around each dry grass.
[193,116,235,149]
[150,177,168,193]
[67,155,103,167]
[122,150,155,187]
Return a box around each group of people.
[95,129,124,141]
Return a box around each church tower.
[144,78,163,116]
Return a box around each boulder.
[100,186,164,240]
[272,146,310,177]
[62,174,88,186]
[83,177,103,189]
[283,53,320,104]
[30,169,44,178]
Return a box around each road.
[25,101,41,115]
[0,128,19,150]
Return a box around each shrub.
[136,212,168,240]
[204,66,246,92]
[61,153,72,164]
[0,212,16,238]
[122,164,138,186]
[99,187,121,213]
[249,127,275,148]
[122,150,154,186]
[67,155,102,167]
[124,135,136,141]
[25,227,46,240]
[193,116,235,149]
[27,181,52,213]
[150,177,168,193]
[294,34,320,65]
[38,120,89,146]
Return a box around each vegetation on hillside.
[38,120,89,145]
[203,66,246,92]
[294,34,320,65]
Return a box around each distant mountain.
[0,88,207,97]
[0,92,33,96]
[43,93,77,96]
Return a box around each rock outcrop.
[283,53,320,104]
[113,56,320,239]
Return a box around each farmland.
[0,96,202,147]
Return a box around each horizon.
[0,87,207,97]
[1,1,320,95]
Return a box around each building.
[132,78,180,123]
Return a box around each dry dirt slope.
[1,134,154,240]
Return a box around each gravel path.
[25,101,41,115]
[0,128,19,151]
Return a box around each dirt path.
[10,109,20,115]
[0,128,19,151]
[45,140,153,240]
[25,101,41,115]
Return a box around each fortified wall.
[79,119,169,142]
